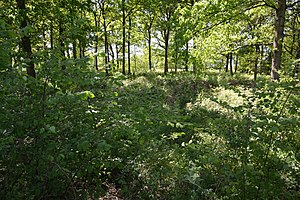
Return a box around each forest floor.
[1,70,299,200]
[91,71,299,199]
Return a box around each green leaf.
[49,126,56,134]
[77,91,95,100]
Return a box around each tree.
[16,0,36,77]
[139,0,157,70]
[156,0,178,74]
[271,0,286,81]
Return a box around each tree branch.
[287,0,300,8]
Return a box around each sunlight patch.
[187,87,248,114]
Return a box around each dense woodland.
[1,0,300,199]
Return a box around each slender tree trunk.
[67,48,70,59]
[148,29,152,70]
[82,46,85,57]
[116,44,119,69]
[128,16,131,74]
[235,54,238,73]
[271,0,286,81]
[225,53,229,72]
[254,45,260,81]
[185,42,189,71]
[59,24,65,58]
[122,0,126,74]
[229,53,233,76]
[164,29,170,74]
[16,0,36,78]
[103,13,109,75]
[110,44,115,65]
[294,31,300,76]
[73,41,77,59]
[94,11,98,70]
[59,23,66,70]
[175,47,178,73]
[192,43,196,73]
[259,45,264,74]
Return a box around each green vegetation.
[1,70,299,199]
[1,0,300,199]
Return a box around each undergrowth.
[0,69,299,199]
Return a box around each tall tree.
[122,0,126,74]
[140,0,157,70]
[271,0,286,81]
[16,0,36,77]
[156,0,178,74]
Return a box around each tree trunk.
[82,47,85,57]
[225,53,229,72]
[59,24,65,58]
[294,31,300,76]
[164,29,170,74]
[229,53,233,76]
[235,54,238,73]
[128,16,131,74]
[16,0,36,78]
[59,23,66,70]
[110,44,115,65]
[185,42,189,71]
[259,45,264,74]
[122,0,126,75]
[148,29,152,70]
[73,41,77,59]
[116,44,119,69]
[175,48,178,73]
[103,13,109,75]
[254,45,260,81]
[271,0,286,81]
[94,11,98,70]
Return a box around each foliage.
[1,0,300,199]
[1,63,300,199]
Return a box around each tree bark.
[116,44,119,69]
[147,16,154,70]
[110,44,115,65]
[225,53,229,72]
[128,16,131,74]
[235,54,238,73]
[148,29,152,70]
[229,53,233,76]
[175,46,178,73]
[122,0,126,75]
[73,41,77,59]
[16,0,36,78]
[93,11,98,70]
[185,42,189,71]
[271,0,286,81]
[294,31,300,76]
[164,29,170,74]
[103,12,109,75]
[254,44,260,81]
[59,23,66,70]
